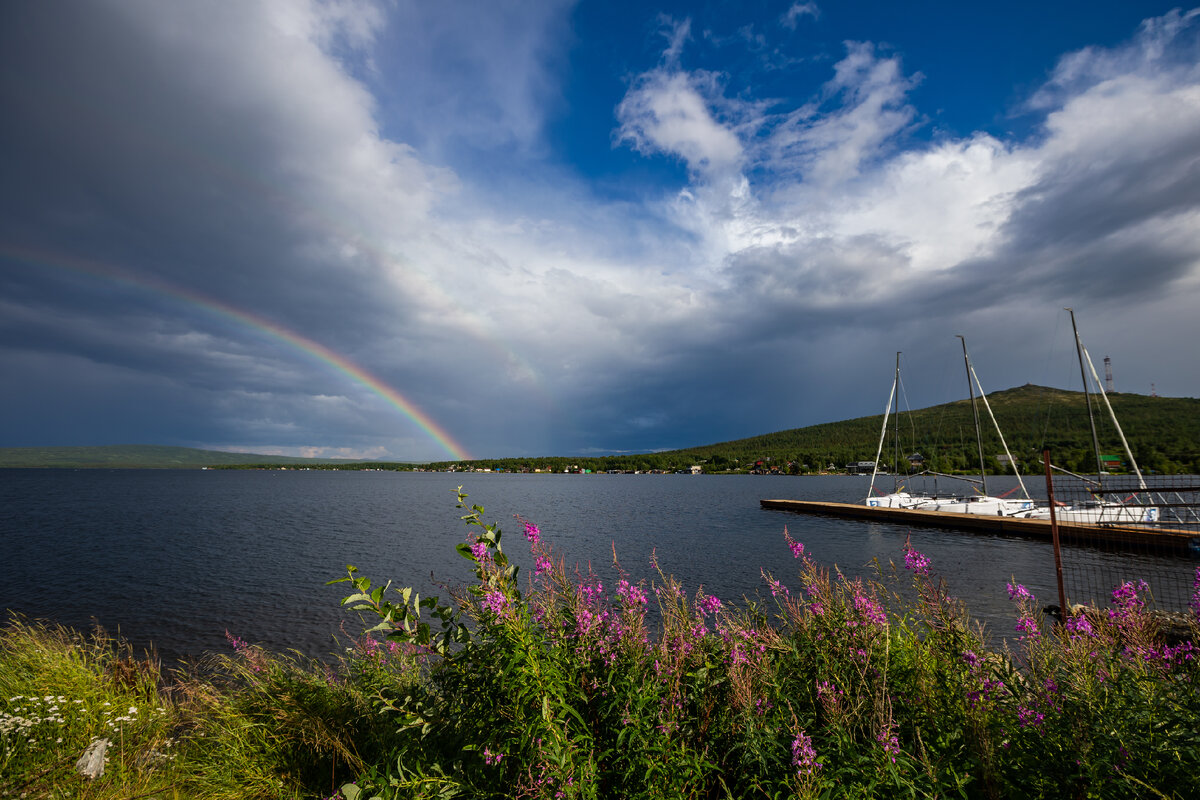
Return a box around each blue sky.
[1,1,1198,461]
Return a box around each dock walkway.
[760,499,1198,554]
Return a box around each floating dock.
[760,499,1199,554]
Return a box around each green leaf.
[456,542,475,560]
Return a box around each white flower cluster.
[1,695,68,747]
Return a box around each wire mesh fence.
[1044,470,1200,616]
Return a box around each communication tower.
[1151,383,1158,398]
[1104,356,1113,392]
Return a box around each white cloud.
[781,2,820,29]
[616,69,745,179]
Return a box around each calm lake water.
[0,469,1187,662]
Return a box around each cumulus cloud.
[600,8,1200,422]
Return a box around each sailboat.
[864,353,927,508]
[865,341,1038,516]
[1022,309,1158,525]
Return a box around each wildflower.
[470,541,488,560]
[1007,583,1034,602]
[792,730,822,776]
[853,590,887,627]
[783,526,805,559]
[698,593,722,617]
[1108,579,1149,623]
[1015,615,1040,639]
[761,569,789,597]
[903,546,930,576]
[522,520,541,545]
[483,747,504,766]
[1017,705,1046,730]
[1066,614,1094,638]
[877,725,900,763]
[617,579,648,606]
[535,555,552,576]
[482,590,508,616]
[962,650,980,669]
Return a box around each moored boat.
[865,343,1040,517]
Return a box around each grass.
[0,620,415,799]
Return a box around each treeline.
[214,384,1200,475]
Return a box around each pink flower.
[1007,583,1034,602]
[1065,614,1094,638]
[877,725,900,763]
[698,594,722,617]
[783,526,805,559]
[761,569,789,598]
[482,590,508,616]
[1015,615,1040,639]
[523,520,541,545]
[791,731,822,776]
[903,546,930,576]
[853,591,887,627]
[617,579,648,606]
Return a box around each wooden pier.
[760,499,1199,554]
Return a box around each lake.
[0,469,1188,662]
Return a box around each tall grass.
[0,620,416,799]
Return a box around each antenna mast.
[1104,356,1114,392]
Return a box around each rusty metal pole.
[1043,448,1068,620]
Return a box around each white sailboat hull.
[1023,502,1159,525]
[911,496,1037,516]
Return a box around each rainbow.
[2,244,473,461]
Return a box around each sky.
[2,1,1199,462]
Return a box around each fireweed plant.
[330,490,1200,800]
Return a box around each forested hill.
[418,384,1200,474]
[679,384,1200,474]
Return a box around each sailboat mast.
[893,351,901,484]
[957,335,989,495]
[1067,307,1104,483]
[868,364,898,498]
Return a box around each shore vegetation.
[4,488,1199,798]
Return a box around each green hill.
[679,384,1200,474]
[420,384,1200,474]
[0,444,364,469]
